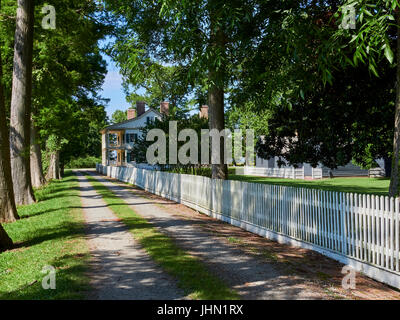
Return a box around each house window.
[126,133,138,143]
[127,151,134,162]
[146,116,154,125]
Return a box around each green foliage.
[108,38,195,111]
[319,0,399,81]
[1,0,109,166]
[65,156,101,169]
[131,112,209,165]
[46,135,68,153]
[166,166,212,178]
[256,63,395,169]
[104,0,263,112]
[111,109,127,124]
[166,166,237,178]
[224,1,396,171]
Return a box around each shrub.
[165,166,237,178]
[65,156,101,169]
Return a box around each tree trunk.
[9,0,36,205]
[0,0,19,224]
[0,224,12,252]
[208,81,227,179]
[60,162,64,177]
[46,151,60,180]
[384,156,392,178]
[30,122,46,188]
[389,12,400,197]
[208,6,227,180]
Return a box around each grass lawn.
[229,174,390,196]
[0,171,90,299]
[85,174,238,300]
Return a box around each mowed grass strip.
[85,175,238,300]
[229,174,390,196]
[0,171,90,299]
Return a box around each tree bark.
[0,0,19,224]
[60,162,64,177]
[389,11,400,196]
[0,224,12,252]
[9,0,36,205]
[384,156,392,178]
[208,81,227,179]
[46,151,60,181]
[30,122,46,188]
[208,5,228,180]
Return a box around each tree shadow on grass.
[12,221,85,249]
[0,253,90,300]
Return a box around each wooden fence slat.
[341,192,346,255]
[354,195,359,260]
[318,190,323,247]
[350,194,355,258]
[367,194,372,263]
[386,196,390,269]
[363,194,367,261]
[396,198,399,272]
[390,197,395,270]
[312,189,317,245]
[372,195,377,265]
[380,196,385,268]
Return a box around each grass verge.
[0,171,90,299]
[229,174,390,195]
[85,174,238,300]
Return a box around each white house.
[101,101,168,166]
[254,155,386,179]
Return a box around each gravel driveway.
[86,170,327,300]
[75,171,185,300]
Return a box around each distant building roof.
[101,108,162,133]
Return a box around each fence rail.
[243,166,303,179]
[96,164,400,289]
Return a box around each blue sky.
[99,53,131,119]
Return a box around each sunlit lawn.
[229,174,390,196]
[0,171,90,300]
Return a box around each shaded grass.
[0,171,90,299]
[85,174,238,300]
[229,174,390,196]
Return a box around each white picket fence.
[243,166,305,179]
[312,167,323,179]
[96,164,400,289]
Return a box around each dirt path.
[74,171,185,300]
[86,169,330,300]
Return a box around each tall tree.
[30,119,46,188]
[29,0,107,176]
[104,0,259,179]
[0,0,19,224]
[0,0,16,250]
[207,1,227,178]
[9,0,35,205]
[316,0,400,195]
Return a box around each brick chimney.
[127,109,136,120]
[160,101,169,116]
[136,101,146,117]
[199,105,208,119]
